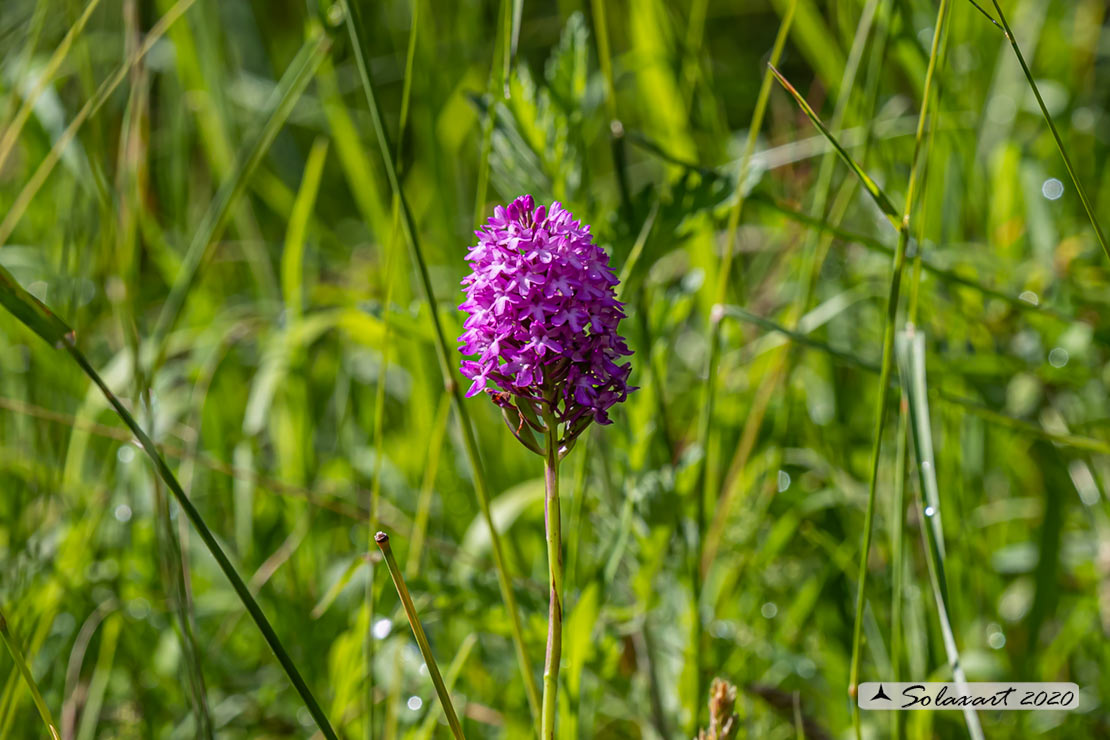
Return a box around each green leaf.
[0,264,72,347]
[564,583,599,698]
[768,63,900,226]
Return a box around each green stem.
[889,398,908,740]
[375,533,465,740]
[848,2,950,737]
[0,607,59,740]
[541,409,564,740]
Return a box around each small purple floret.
[458,195,633,424]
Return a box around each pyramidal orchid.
[458,195,633,738]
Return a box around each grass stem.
[374,532,466,740]
[0,607,59,740]
[844,3,951,735]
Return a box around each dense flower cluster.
[459,195,633,425]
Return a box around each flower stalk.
[541,407,564,740]
[457,195,633,737]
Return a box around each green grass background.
[1,0,1109,737]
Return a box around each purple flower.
[458,195,633,427]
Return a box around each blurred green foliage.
[1,0,1109,738]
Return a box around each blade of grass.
[0,607,59,740]
[0,0,197,248]
[338,1,542,729]
[889,394,908,740]
[407,393,452,581]
[506,0,523,97]
[896,329,984,740]
[374,532,465,740]
[890,15,950,738]
[73,613,120,740]
[415,633,478,740]
[0,0,101,173]
[386,393,451,739]
[60,600,114,739]
[970,0,1110,263]
[688,4,795,728]
[474,0,513,226]
[770,4,953,733]
[282,137,329,322]
[701,0,882,581]
[365,5,421,732]
[1024,442,1068,676]
[150,29,331,347]
[589,0,632,220]
[0,268,340,739]
[768,64,899,227]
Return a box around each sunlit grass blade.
[338,0,542,728]
[969,0,1110,263]
[0,607,60,740]
[588,0,633,217]
[896,332,945,563]
[895,328,984,740]
[506,0,523,96]
[282,137,329,322]
[0,0,101,173]
[767,63,899,227]
[374,532,466,740]
[150,29,331,346]
[0,0,198,248]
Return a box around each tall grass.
[1,1,1108,737]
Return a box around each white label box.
[858,682,1080,710]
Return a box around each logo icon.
[870,684,892,702]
